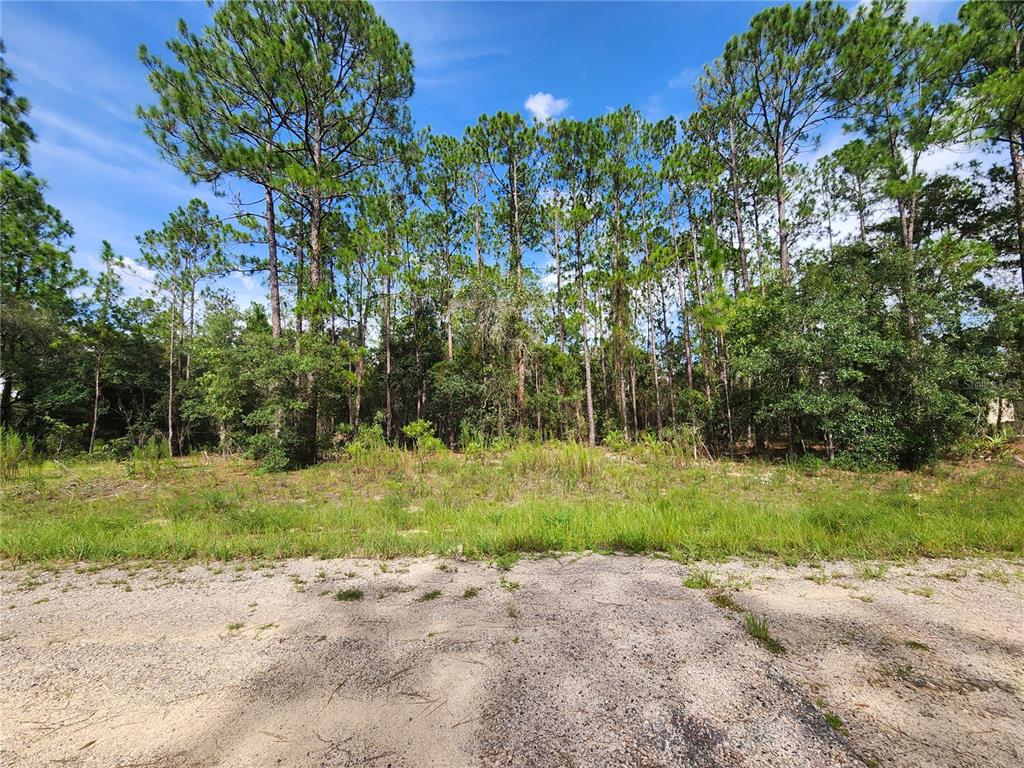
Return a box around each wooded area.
[2,0,1022,471]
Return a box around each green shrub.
[123,437,169,479]
[346,422,388,460]
[0,429,37,481]
[402,419,445,452]
[245,433,291,473]
[603,429,628,452]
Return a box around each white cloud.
[524,92,569,122]
[668,67,698,90]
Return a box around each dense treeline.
[2,0,1022,470]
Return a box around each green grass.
[683,570,715,589]
[1,446,1022,564]
[334,588,364,601]
[744,613,786,654]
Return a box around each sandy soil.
[1,555,1021,768]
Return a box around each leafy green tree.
[85,242,125,453]
[467,111,542,425]
[957,0,1024,288]
[0,50,85,432]
[842,0,963,252]
[725,0,849,280]
[138,199,232,454]
[139,2,288,337]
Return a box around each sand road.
[1,555,1021,767]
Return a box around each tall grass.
[1,447,1022,563]
[0,428,37,481]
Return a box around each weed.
[815,698,849,736]
[494,552,520,571]
[334,588,364,602]
[377,583,414,598]
[858,564,887,581]
[744,613,785,654]
[683,570,714,589]
[417,589,442,602]
[901,586,934,598]
[17,576,42,592]
[708,591,740,611]
[979,567,1013,585]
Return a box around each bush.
[123,437,169,479]
[1,428,37,481]
[402,419,445,452]
[603,429,628,452]
[345,422,388,460]
[245,433,291,473]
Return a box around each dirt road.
[2,555,1021,767]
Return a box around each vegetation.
[0,448,1020,563]
[334,588,364,602]
[744,613,786,654]
[1,1,1022,476]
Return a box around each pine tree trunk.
[1009,132,1024,292]
[728,119,750,291]
[385,270,393,439]
[167,301,175,458]
[265,185,282,339]
[774,142,790,282]
[554,211,565,354]
[647,284,662,438]
[673,250,695,392]
[89,354,101,454]
[577,230,596,447]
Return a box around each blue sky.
[2,0,966,302]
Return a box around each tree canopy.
[1,0,1021,470]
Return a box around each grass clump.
[858,564,887,581]
[334,588,364,602]
[708,591,741,612]
[494,552,520,571]
[417,589,442,602]
[0,429,38,481]
[683,570,714,589]
[815,698,849,736]
[744,613,786,654]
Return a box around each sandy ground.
[1,555,1022,768]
